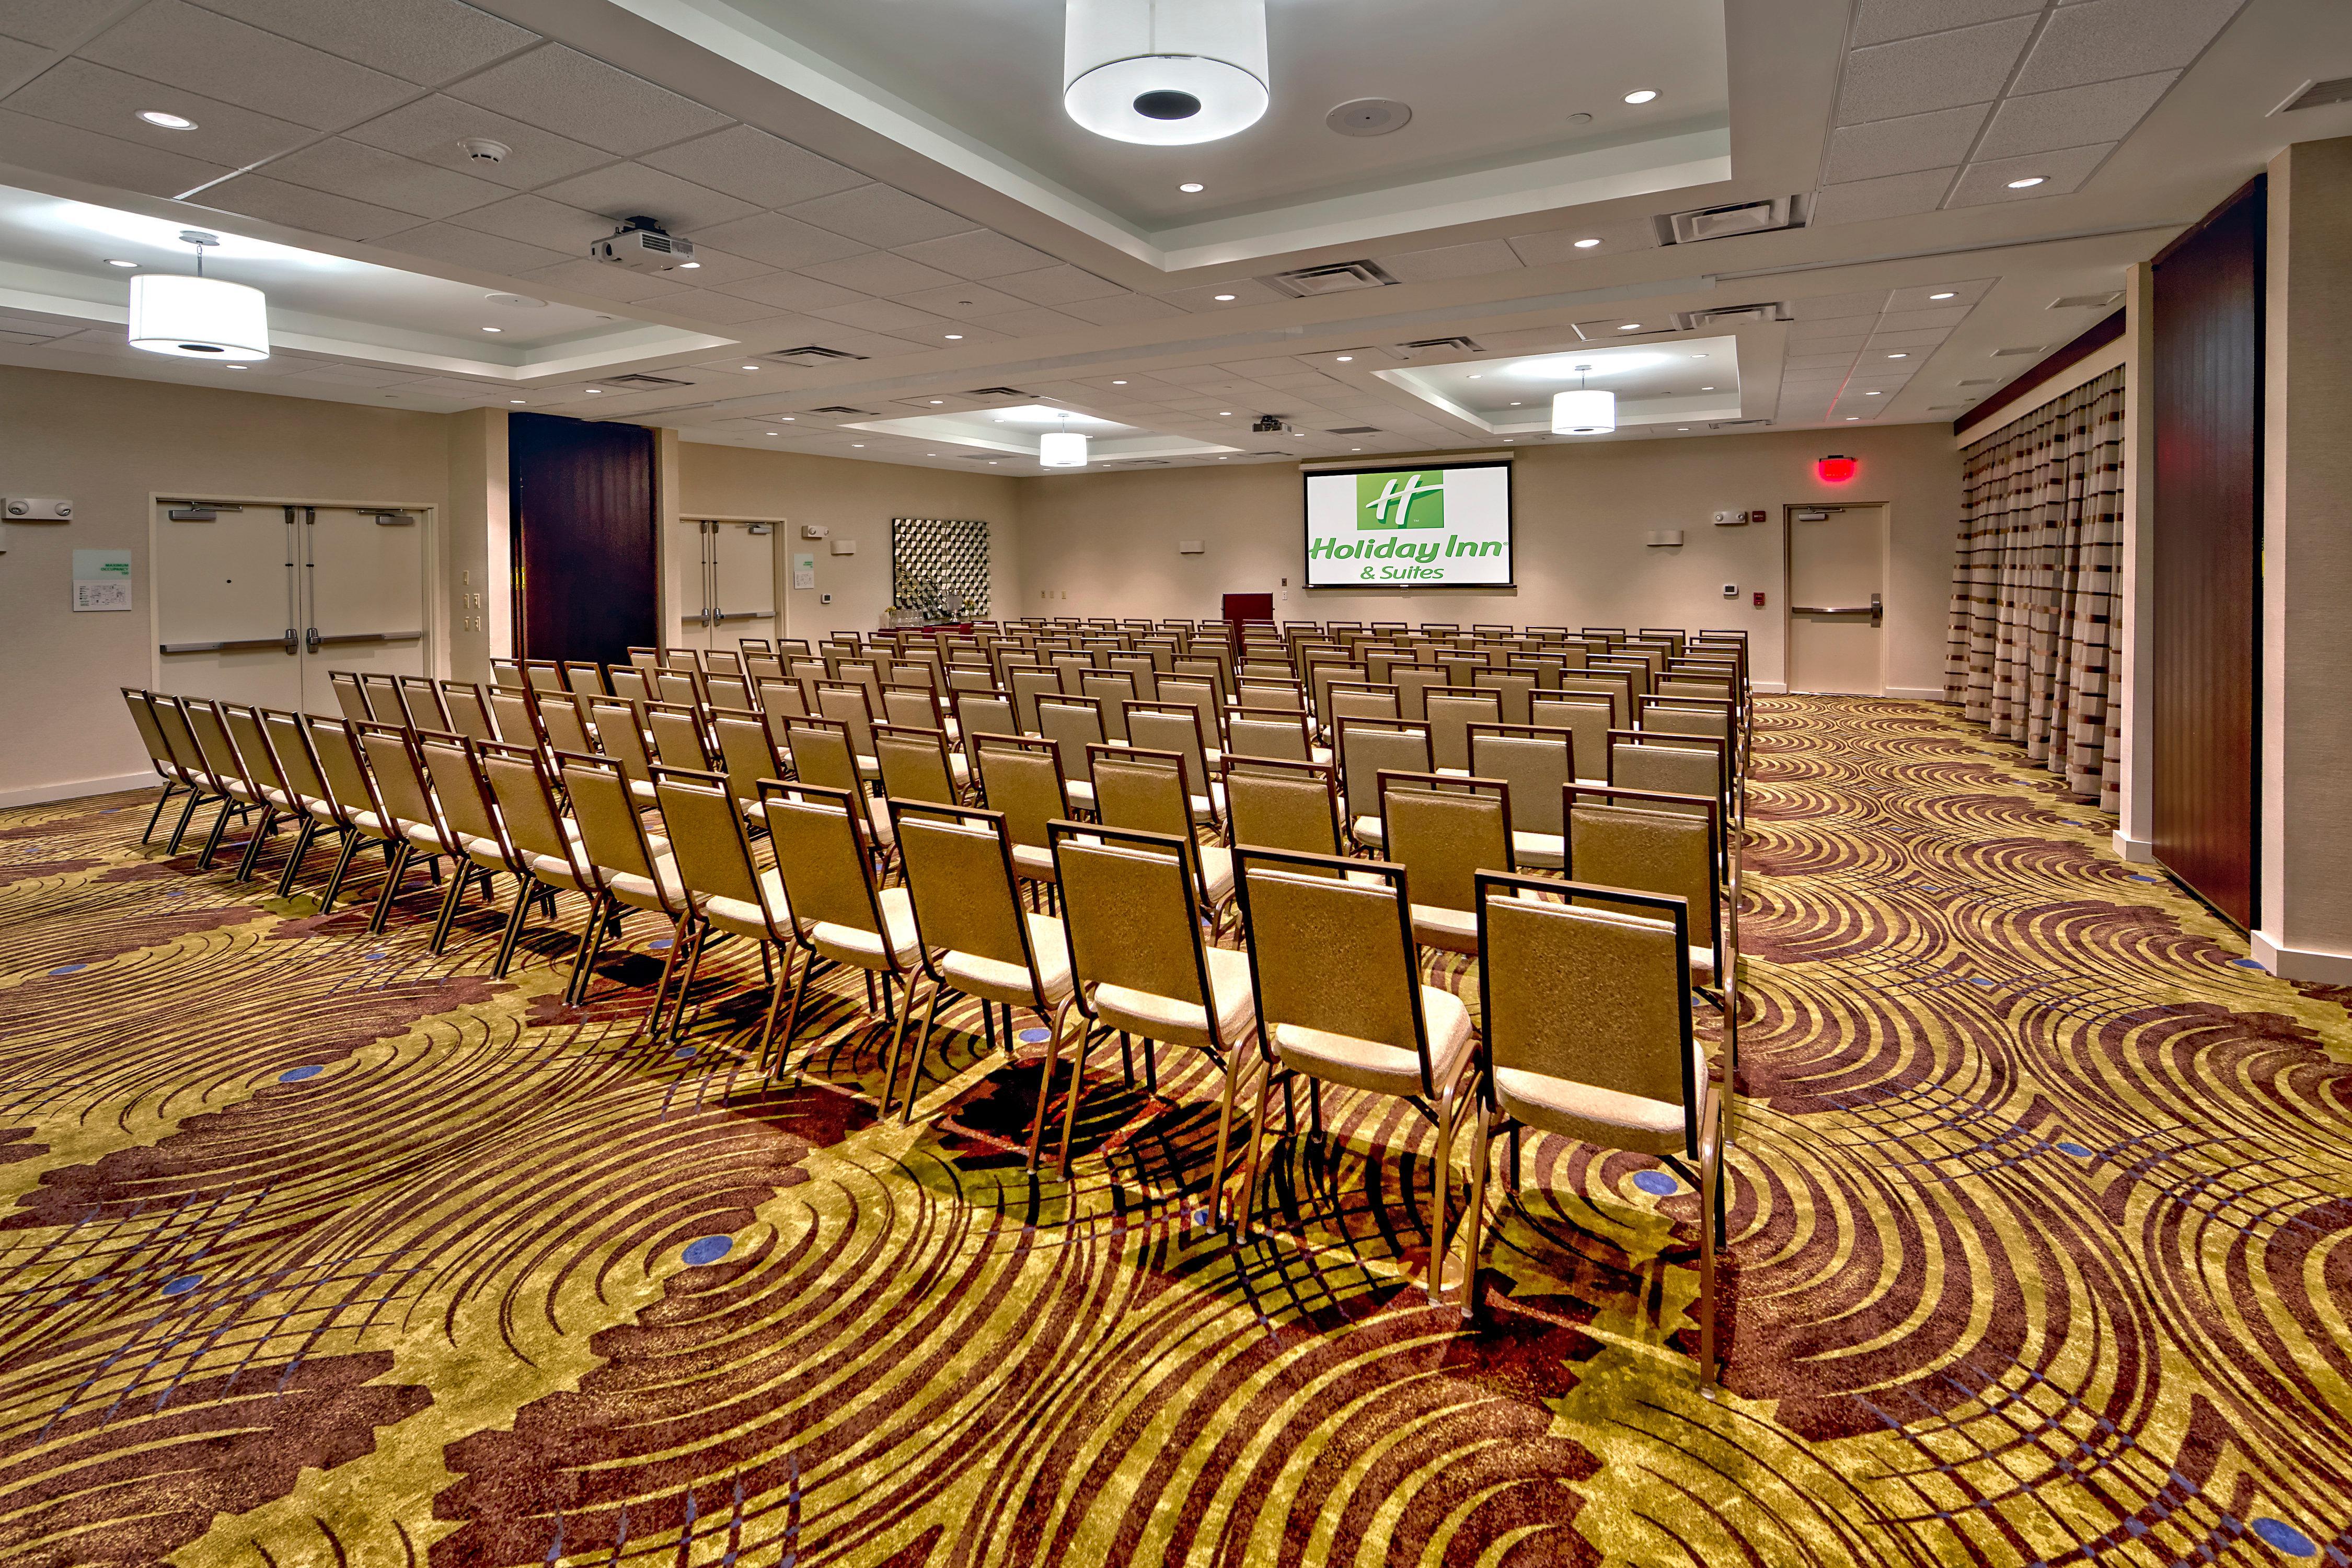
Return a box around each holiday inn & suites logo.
[1357,469,1445,530]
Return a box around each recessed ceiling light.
[1623,89,1658,105]
[1466,374,1481,379]
[1510,401,1522,406]
[481,326,501,332]
[1352,447,1362,451]
[1690,353,1707,359]
[1334,355,1353,363]
[1701,386,1715,390]
[1618,322,1641,331]
[1219,456,1229,460]
[104,258,139,268]
[511,398,525,404]
[780,416,794,420]
[944,333,963,340]
[1112,379,1128,384]
[1219,410,1232,415]
[1930,291,1956,300]
[587,388,601,394]
[2006,176,2046,189]
[1503,438,1514,443]
[1865,390,1882,396]
[987,460,997,464]
[1846,415,1860,420]
[1677,426,1689,431]
[928,452,938,456]
[1887,352,1908,359]
[138,110,197,130]
[741,364,758,370]
[930,399,944,404]
[1179,182,1205,192]
[1574,238,1600,249]
[225,364,246,370]
[766,431,777,435]
[678,261,700,269]
[1213,293,1237,301]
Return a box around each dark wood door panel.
[509,413,657,671]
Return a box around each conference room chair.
[557,662,604,702]
[1325,682,1401,732]
[1172,655,1232,705]
[569,696,654,806]
[883,685,963,754]
[1228,847,1478,1286]
[1587,657,1653,702]
[1052,652,1100,696]
[1150,677,1226,759]
[887,801,1076,1145]
[344,672,398,727]
[1473,669,1537,727]
[665,648,705,674]
[1338,717,1431,852]
[1122,703,1223,827]
[122,688,199,845]
[1582,628,1627,644]
[353,720,483,944]
[1010,667,1064,734]
[1221,757,1348,862]
[969,733,1075,910]
[1467,724,1573,870]
[259,708,349,898]
[1034,696,1106,812]
[1460,875,1724,1368]
[1394,665,1454,725]
[391,675,447,731]
[744,654,786,685]
[1558,672,1633,729]
[646,668,698,708]
[834,659,887,717]
[1376,769,1514,956]
[1424,687,1503,775]
[170,698,262,871]
[413,730,545,975]
[1087,744,1235,928]
[603,665,651,704]
[625,647,661,671]
[648,765,802,1055]
[1226,708,1319,766]
[947,666,997,700]
[1608,731,1733,837]
[785,659,830,708]
[218,702,300,883]
[952,690,1019,774]
[644,698,717,774]
[705,671,753,711]
[1046,820,1258,1186]
[707,648,745,676]
[786,717,894,854]
[1657,675,1738,709]
[479,739,612,1001]
[524,660,565,694]
[873,721,964,812]
[436,682,495,743]
[755,676,810,723]
[1563,786,1735,1042]
[490,658,526,690]
[1110,652,1160,697]
[1529,695,1613,783]
[1080,672,1139,742]
[558,750,691,1039]
[812,683,885,783]
[298,714,400,916]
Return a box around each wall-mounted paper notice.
[792,551,816,591]
[72,549,131,612]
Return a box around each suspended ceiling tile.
[891,281,1033,319]
[716,270,870,313]
[1158,278,1286,312]
[890,227,1059,282]
[1823,102,1989,182]
[4,0,143,50]
[654,245,768,287]
[1946,141,2114,203]
[637,123,864,210]
[81,0,412,131]
[0,103,233,195]
[810,328,938,359]
[514,257,688,302]
[1836,16,2039,123]
[199,171,418,239]
[981,306,1088,337]
[1372,239,1524,284]
[1974,71,2179,158]
[783,183,972,248]
[344,95,609,190]
[1887,277,1996,308]
[1809,166,1955,224]
[1791,333,1873,355]
[258,136,508,219]
[2010,0,2246,94]
[796,249,961,296]
[1875,304,1975,329]
[451,192,610,251]
[1786,313,1882,341]
[1,57,314,167]
[1850,0,2044,47]
[808,297,956,335]
[657,289,783,326]
[378,219,570,273]
[694,209,871,273]
[536,162,758,232]
[1862,327,1953,349]
[1786,352,1861,370]
[1502,220,1661,267]
[1056,292,1185,327]
[188,0,535,86]
[990,263,1126,306]
[443,44,729,156]
[0,37,52,96]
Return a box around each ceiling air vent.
[808,405,875,416]
[1707,418,1772,430]
[2049,293,2122,309]
[1675,302,1790,329]
[1657,196,1804,245]
[1992,346,2046,357]
[1960,377,2004,385]
[601,372,693,389]
[1266,260,1397,297]
[766,345,869,367]
[1395,336,1481,359]
[1107,459,1171,466]
[2276,77,2352,113]
[961,387,1032,400]
[1327,425,1382,434]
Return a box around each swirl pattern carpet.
[1,695,2346,1566]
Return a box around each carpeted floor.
[2,695,2347,1566]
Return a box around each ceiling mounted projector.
[591,217,697,273]
[1065,0,1269,145]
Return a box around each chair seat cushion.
[606,852,684,912]
[701,869,805,941]
[938,912,1074,1007]
[1410,902,1479,954]
[812,885,921,969]
[628,779,658,806]
[866,796,896,847]
[1271,985,1473,1099]
[1493,1047,1704,1158]
[1094,943,1253,1048]
[1196,843,1233,905]
[1512,830,1565,869]
[1350,814,1384,848]
[1012,842,1056,883]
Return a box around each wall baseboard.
[0,773,158,810]
[1886,685,1948,701]
[1753,679,1789,694]
[2112,831,2158,864]
[2250,930,2352,985]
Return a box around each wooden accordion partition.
[2150,178,2265,930]
[508,412,658,670]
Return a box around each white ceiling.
[0,0,2345,466]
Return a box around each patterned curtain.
[1944,365,2125,809]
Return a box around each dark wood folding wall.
[2150,178,2264,930]
[509,413,657,670]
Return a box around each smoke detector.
[458,137,509,164]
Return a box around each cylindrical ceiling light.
[1040,430,1090,467]
[1551,368,1615,434]
[128,230,268,361]
[1065,0,1269,145]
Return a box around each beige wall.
[675,439,1020,645]
[0,364,455,803]
[1009,423,1963,695]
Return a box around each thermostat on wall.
[829,537,856,555]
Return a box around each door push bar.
[1791,594,1882,625]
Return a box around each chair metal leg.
[1236,1064,1285,1240]
[636,915,690,1042]
[1056,1003,1094,1174]
[140,782,182,844]
[1699,1085,1724,1385]
[667,920,712,1042]
[1025,996,1076,1168]
[1428,1079,1459,1305]
[195,799,241,870]
[567,898,613,1006]
[319,830,365,914]
[274,818,319,898]
[753,942,794,1075]
[768,948,817,1079]
[232,805,278,882]
[491,873,538,977]
[427,860,475,953]
[366,843,413,934]
[164,790,211,855]
[1460,1101,1493,1323]
[1208,1040,1262,1228]
[885,977,941,1121]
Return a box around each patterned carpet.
[2,695,2347,1566]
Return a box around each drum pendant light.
[128,230,268,361]
[1550,364,1615,434]
[1065,0,1270,145]
[1040,413,1089,468]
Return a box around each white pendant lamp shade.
[128,273,269,360]
[1040,430,1090,468]
[1551,387,1615,434]
[1065,0,1269,145]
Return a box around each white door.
[153,500,427,712]
[672,518,778,651]
[1786,504,1886,695]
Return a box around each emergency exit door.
[154,502,428,712]
[670,517,777,651]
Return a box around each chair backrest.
[1234,849,1433,1094]
[524,660,564,693]
[814,682,879,759]
[953,691,1019,768]
[1608,732,1727,817]
[1378,770,1512,910]
[784,717,861,793]
[490,658,527,690]
[873,722,960,806]
[1423,688,1501,773]
[416,729,505,854]
[1152,677,1223,748]
[644,699,714,771]
[487,688,539,748]
[891,803,1041,996]
[1588,658,1651,700]
[478,739,575,869]
[557,751,675,909]
[1472,670,1535,726]
[758,781,887,941]
[1221,757,1342,857]
[395,675,448,731]
[754,677,809,721]
[562,661,607,700]
[665,648,704,672]
[654,764,783,936]
[1529,695,1612,781]
[881,686,947,733]
[1556,674,1631,729]
[1477,872,1697,1148]
[1053,822,1219,1029]
[438,682,495,743]
[220,704,287,795]
[1109,653,1158,698]
[649,668,699,707]
[119,688,176,775]
[947,666,997,697]
[1080,673,1137,740]
[1122,704,1213,804]
[1657,676,1736,705]
[541,693,605,763]
[1565,785,1721,955]
[1052,652,1098,695]
[1468,724,1574,837]
[1171,657,1230,704]
[262,708,330,806]
[1337,717,1431,825]
[970,734,1069,850]
[1326,682,1400,727]
[1009,667,1062,733]
[1640,698,1734,746]
[356,720,440,839]
[1226,707,1313,763]
[1087,745,1194,840]
[706,672,753,711]
[303,714,381,823]
[178,699,246,791]
[1034,696,1105,784]
[360,672,411,727]
[709,707,785,807]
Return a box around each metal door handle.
[1792,605,1876,615]
[309,629,424,648]
[161,633,300,654]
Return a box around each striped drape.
[1944,366,2125,808]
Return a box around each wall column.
[2112,262,2158,863]
[447,407,510,679]
[2253,137,2352,981]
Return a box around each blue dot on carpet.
[2231,959,2265,970]
[48,963,87,976]
[672,1046,695,1060]
[681,1235,733,1267]
[278,1065,324,1083]
[2056,1141,2094,1158]
[2128,874,2160,883]
[1018,1027,1050,1044]
[160,1274,202,1297]
[364,951,388,961]
[649,938,672,950]
[2249,1519,2316,1557]
[1632,1170,1679,1196]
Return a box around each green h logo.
[1357,469,1445,530]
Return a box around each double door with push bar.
[670,516,777,651]
[154,500,428,712]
